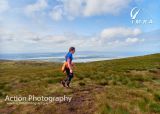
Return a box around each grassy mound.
[0,53,160,114]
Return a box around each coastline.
[1,53,159,63]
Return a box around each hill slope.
[0,53,160,114]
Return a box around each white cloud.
[100,27,141,39]
[50,0,131,21]
[0,0,10,13]
[62,0,84,19]
[25,0,48,16]
[41,35,68,43]
[83,0,131,16]
[98,27,143,47]
[0,26,145,53]
[49,5,63,21]
[0,27,142,45]
[125,37,144,43]
[125,37,139,43]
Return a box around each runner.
[61,47,75,87]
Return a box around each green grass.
[0,53,160,114]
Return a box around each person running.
[61,47,75,87]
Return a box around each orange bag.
[61,62,68,72]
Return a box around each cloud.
[100,27,141,40]
[49,5,63,21]
[83,0,131,16]
[0,26,147,53]
[0,27,142,45]
[125,37,140,43]
[50,0,131,21]
[25,0,48,16]
[97,27,144,48]
[0,0,10,13]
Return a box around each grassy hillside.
[0,53,160,114]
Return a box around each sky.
[0,0,160,54]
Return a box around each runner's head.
[69,47,75,54]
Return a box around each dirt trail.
[54,85,104,114]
